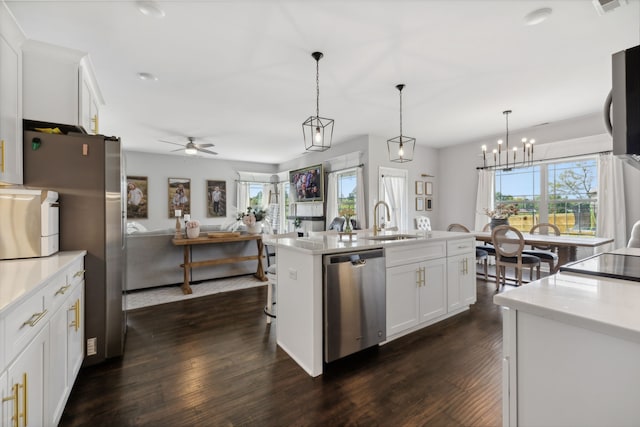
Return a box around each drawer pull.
[457,245,468,249]
[1,140,4,174]
[55,284,71,295]
[2,383,19,427]
[22,309,48,328]
[73,269,86,278]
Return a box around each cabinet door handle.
[2,382,19,427]
[21,373,27,427]
[91,114,99,134]
[21,309,48,328]
[73,269,86,278]
[1,140,4,173]
[416,268,421,287]
[422,267,426,286]
[69,299,80,331]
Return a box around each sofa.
[125,224,266,291]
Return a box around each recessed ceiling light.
[524,7,552,26]
[137,72,158,81]
[136,1,165,19]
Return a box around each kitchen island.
[273,230,477,377]
[494,247,640,427]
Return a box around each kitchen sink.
[362,234,419,241]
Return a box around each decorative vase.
[246,222,262,234]
[343,217,352,233]
[490,217,509,230]
[186,226,200,239]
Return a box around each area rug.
[125,275,266,311]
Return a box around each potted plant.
[238,206,266,234]
[185,219,201,238]
[485,203,519,230]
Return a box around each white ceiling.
[6,0,640,164]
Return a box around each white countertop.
[270,230,472,255]
[494,247,640,344]
[0,251,86,314]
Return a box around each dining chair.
[476,223,496,257]
[524,223,560,273]
[415,215,432,231]
[628,220,640,248]
[263,231,298,324]
[446,223,488,280]
[492,225,541,289]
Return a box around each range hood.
[606,44,640,170]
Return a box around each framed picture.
[415,197,424,211]
[126,176,148,219]
[426,197,433,211]
[425,181,433,196]
[206,180,226,217]
[415,180,424,195]
[168,178,191,217]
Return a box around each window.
[495,158,597,235]
[337,170,357,216]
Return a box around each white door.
[379,167,408,230]
[386,262,420,336]
[419,258,447,322]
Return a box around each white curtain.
[325,172,338,230]
[260,183,270,210]
[381,174,407,230]
[236,182,248,214]
[355,167,366,229]
[596,153,626,251]
[475,169,495,231]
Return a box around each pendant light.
[302,52,334,152]
[387,84,415,163]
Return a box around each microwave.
[0,187,59,259]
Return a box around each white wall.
[124,151,276,230]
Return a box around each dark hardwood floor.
[60,278,504,427]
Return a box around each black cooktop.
[559,253,640,282]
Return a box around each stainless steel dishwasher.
[323,249,386,363]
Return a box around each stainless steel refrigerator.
[23,120,126,366]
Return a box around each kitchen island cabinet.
[274,231,476,377]
[494,247,640,427]
[0,251,86,427]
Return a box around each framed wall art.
[207,180,227,217]
[426,197,433,211]
[168,177,191,217]
[415,197,424,211]
[126,175,148,219]
[425,181,433,196]
[415,180,424,195]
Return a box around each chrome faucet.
[373,201,391,236]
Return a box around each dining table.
[474,231,614,267]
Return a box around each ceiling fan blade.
[170,148,184,152]
[159,139,185,147]
[194,143,214,148]
[197,147,218,155]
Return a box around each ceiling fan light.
[185,147,197,155]
[136,1,165,18]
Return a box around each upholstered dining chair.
[476,222,496,258]
[263,231,298,324]
[446,223,488,280]
[628,220,640,248]
[415,215,432,231]
[492,225,541,289]
[523,223,560,273]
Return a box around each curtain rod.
[476,150,612,171]
[327,163,364,174]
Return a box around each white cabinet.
[0,253,85,427]
[446,238,476,312]
[6,325,48,427]
[0,3,25,184]
[386,258,447,337]
[22,40,103,134]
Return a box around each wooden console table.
[171,234,267,295]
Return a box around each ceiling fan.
[159,136,218,155]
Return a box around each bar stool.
[263,232,298,324]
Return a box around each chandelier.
[387,84,415,163]
[302,52,334,152]
[481,110,535,169]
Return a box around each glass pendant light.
[302,52,334,152]
[387,84,415,163]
